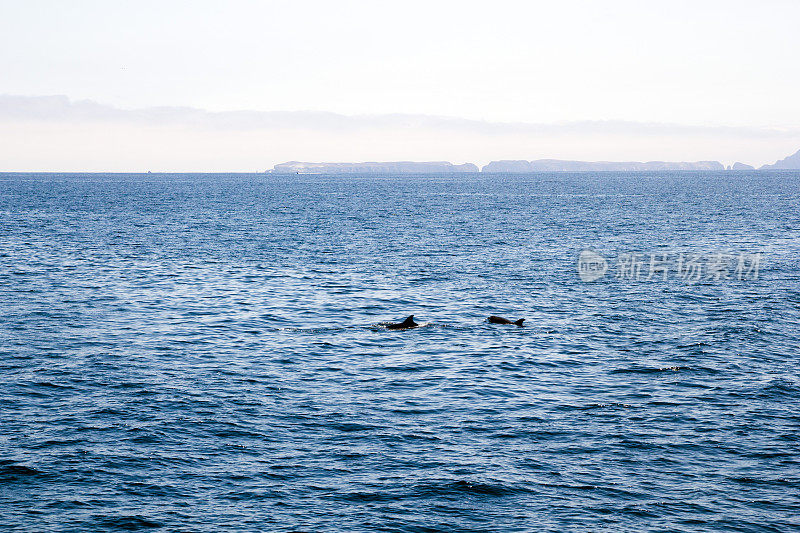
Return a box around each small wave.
[417,479,526,497]
[728,476,798,487]
[676,342,711,348]
[617,438,668,450]
[42,499,92,510]
[537,481,641,498]
[0,463,47,481]
[610,365,718,375]
[565,402,636,411]
[31,380,78,390]
[337,491,399,502]
[328,422,377,432]
[119,482,184,498]
[388,407,444,415]
[208,428,264,439]
[276,325,350,334]
[92,515,162,530]
[380,364,442,373]
[31,438,87,449]
[617,504,661,519]
[754,378,799,398]
[334,479,525,501]
[610,365,684,374]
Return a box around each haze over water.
[1,171,799,531]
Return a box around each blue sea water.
[1,171,799,532]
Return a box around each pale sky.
[2,0,800,170]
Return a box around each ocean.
[1,171,799,531]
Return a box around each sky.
[2,0,800,171]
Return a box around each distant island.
[270,148,800,174]
[759,148,800,170]
[481,160,725,172]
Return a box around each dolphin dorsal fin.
[515,318,525,326]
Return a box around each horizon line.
[3,169,799,175]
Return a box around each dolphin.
[488,316,525,327]
[385,315,419,330]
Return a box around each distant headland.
[270,149,800,174]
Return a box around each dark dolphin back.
[387,315,418,329]
[488,316,525,326]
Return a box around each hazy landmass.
[272,161,479,174]
[759,148,800,169]
[482,160,725,172]
[272,151,800,174]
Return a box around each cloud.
[2,95,800,171]
[3,94,800,139]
